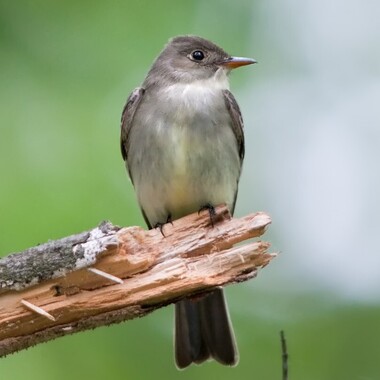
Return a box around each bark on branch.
[0,205,274,358]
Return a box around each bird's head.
[144,35,256,87]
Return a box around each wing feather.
[120,87,145,162]
[222,89,245,162]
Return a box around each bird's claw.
[198,203,216,227]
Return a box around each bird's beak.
[221,56,257,69]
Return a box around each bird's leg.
[154,213,172,237]
[198,203,216,227]
[166,213,173,225]
[154,222,166,237]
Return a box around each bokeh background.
[1,0,379,379]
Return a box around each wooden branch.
[0,205,274,358]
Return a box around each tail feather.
[175,298,210,368]
[175,288,238,369]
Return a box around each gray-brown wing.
[120,87,145,163]
[120,87,152,228]
[222,89,245,162]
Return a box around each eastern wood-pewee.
[120,35,256,368]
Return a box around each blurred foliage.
[0,1,379,379]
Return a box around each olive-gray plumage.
[120,35,255,368]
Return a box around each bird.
[120,35,256,369]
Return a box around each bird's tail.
[174,288,238,369]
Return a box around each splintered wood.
[0,205,274,358]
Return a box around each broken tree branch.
[0,205,274,358]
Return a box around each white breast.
[159,68,230,113]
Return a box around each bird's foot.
[154,213,172,237]
[198,203,216,227]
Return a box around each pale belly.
[127,83,242,226]
[128,120,241,226]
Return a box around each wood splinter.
[87,268,124,284]
[20,299,56,322]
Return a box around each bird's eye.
[191,50,205,61]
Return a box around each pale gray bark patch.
[0,221,120,291]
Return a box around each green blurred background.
[1,0,379,379]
